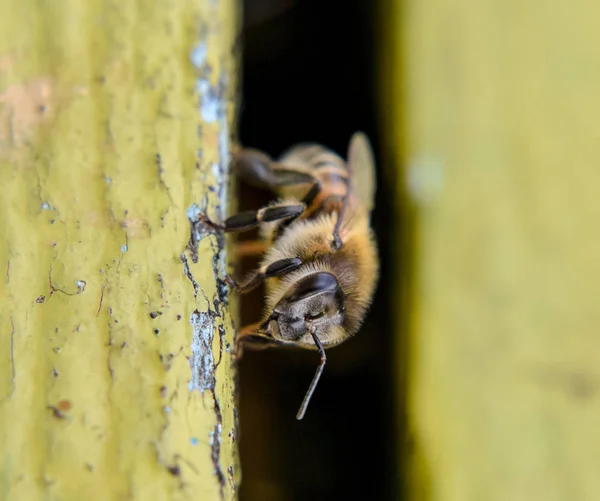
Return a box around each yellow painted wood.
[382,0,600,500]
[0,1,240,499]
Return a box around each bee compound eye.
[286,272,339,302]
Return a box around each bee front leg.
[229,256,303,294]
[233,322,282,360]
[200,202,305,233]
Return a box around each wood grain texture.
[383,0,600,499]
[0,0,240,499]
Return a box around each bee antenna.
[296,325,327,420]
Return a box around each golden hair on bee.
[200,132,379,419]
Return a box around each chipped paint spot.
[216,117,230,220]
[214,116,230,280]
[190,437,199,446]
[196,78,220,123]
[121,244,128,253]
[0,77,56,148]
[210,421,226,492]
[209,423,222,451]
[191,39,225,125]
[41,202,52,210]
[210,162,220,179]
[188,310,215,392]
[190,42,207,69]
[75,280,86,292]
[186,203,201,222]
[185,202,215,259]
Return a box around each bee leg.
[200,202,305,233]
[275,181,322,238]
[301,181,322,206]
[233,240,268,258]
[232,322,262,360]
[235,148,316,189]
[229,257,303,294]
[233,322,282,360]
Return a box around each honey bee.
[201,132,379,419]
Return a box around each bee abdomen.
[276,145,352,225]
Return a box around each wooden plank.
[0,0,240,499]
[383,0,600,499]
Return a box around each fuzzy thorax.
[260,211,378,349]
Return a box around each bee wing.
[347,132,377,214]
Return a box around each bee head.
[263,272,345,343]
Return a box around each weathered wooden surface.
[0,0,239,499]
[383,0,600,499]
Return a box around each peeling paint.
[185,211,215,264]
[1,0,240,498]
[214,113,230,282]
[180,253,200,297]
[186,203,202,221]
[196,79,220,123]
[210,421,226,493]
[179,13,238,500]
[190,42,208,69]
[188,310,216,393]
[191,38,227,126]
